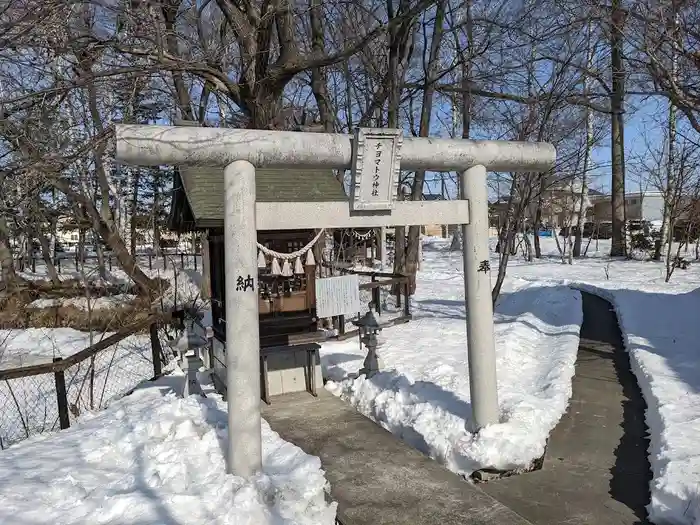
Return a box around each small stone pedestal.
[181,351,205,397]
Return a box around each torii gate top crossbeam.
[115,125,555,173]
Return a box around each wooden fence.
[328,266,412,340]
[0,312,172,449]
[20,252,201,274]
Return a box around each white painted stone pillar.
[461,165,500,430]
[223,160,263,477]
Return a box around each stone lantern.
[169,312,208,397]
[352,302,384,378]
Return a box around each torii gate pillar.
[115,125,556,479]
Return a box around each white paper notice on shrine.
[315,275,362,318]
[351,128,403,211]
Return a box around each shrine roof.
[169,166,347,231]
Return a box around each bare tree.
[609,0,627,256]
[405,1,446,293]
[661,140,700,281]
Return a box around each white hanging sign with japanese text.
[350,128,403,211]
[315,274,361,318]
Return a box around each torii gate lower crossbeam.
[115,124,556,480]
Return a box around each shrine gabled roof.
[169,166,348,231]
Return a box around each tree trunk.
[654,9,679,261]
[405,0,445,294]
[0,216,17,288]
[553,225,566,263]
[665,218,679,282]
[153,171,162,255]
[94,242,107,280]
[309,0,334,133]
[655,104,676,261]
[75,46,143,288]
[130,169,141,255]
[533,180,543,258]
[491,176,518,303]
[574,21,595,258]
[15,232,26,272]
[610,0,627,257]
[525,235,533,261]
[388,3,417,296]
[21,228,32,272]
[573,161,591,257]
[78,219,86,265]
[161,0,196,121]
[36,229,60,285]
[53,179,159,296]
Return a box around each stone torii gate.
[115,125,556,479]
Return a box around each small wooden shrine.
[169,166,347,349]
[333,228,377,266]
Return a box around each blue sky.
[589,95,668,195]
[418,94,674,201]
[167,78,673,203]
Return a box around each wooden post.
[403,280,411,317]
[108,256,112,271]
[31,257,36,273]
[150,322,163,379]
[208,338,215,372]
[338,314,346,335]
[194,253,198,272]
[53,357,70,430]
[305,264,316,310]
[372,275,381,315]
[180,253,184,268]
[148,255,153,270]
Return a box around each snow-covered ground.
[0,372,336,525]
[0,328,156,447]
[505,237,700,525]
[0,327,148,370]
[0,263,204,448]
[321,245,583,476]
[579,285,700,525]
[321,235,700,525]
[17,254,203,310]
[27,294,138,311]
[5,235,700,524]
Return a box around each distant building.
[420,194,457,237]
[54,217,94,250]
[489,179,590,230]
[381,193,458,238]
[587,191,664,224]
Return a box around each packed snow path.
[482,292,652,524]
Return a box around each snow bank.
[0,328,157,447]
[567,283,700,525]
[321,269,582,475]
[17,255,204,311]
[495,235,700,525]
[0,327,148,370]
[27,294,138,311]
[0,374,337,525]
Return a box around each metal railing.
[0,313,172,449]
[18,252,202,274]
